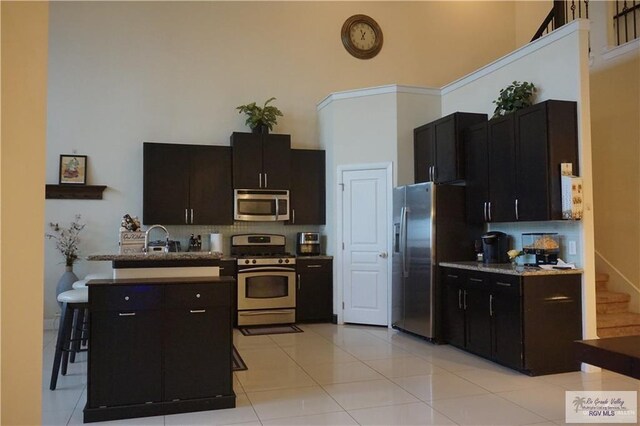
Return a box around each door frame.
[336,162,393,326]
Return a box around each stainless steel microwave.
[234,189,290,221]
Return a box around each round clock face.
[341,15,383,59]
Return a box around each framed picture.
[59,155,87,184]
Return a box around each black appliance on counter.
[296,232,321,256]
[481,231,509,264]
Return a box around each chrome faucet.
[144,224,170,253]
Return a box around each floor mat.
[232,345,247,371]
[239,324,304,336]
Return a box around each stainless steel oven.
[232,234,296,326]
[234,189,289,221]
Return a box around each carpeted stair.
[596,272,640,337]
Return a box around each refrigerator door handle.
[400,206,408,278]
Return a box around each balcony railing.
[614,1,639,45]
[532,0,589,42]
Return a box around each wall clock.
[341,14,383,59]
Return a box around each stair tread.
[596,290,631,303]
[597,326,640,338]
[596,272,610,282]
[597,312,640,328]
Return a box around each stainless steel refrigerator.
[392,182,476,340]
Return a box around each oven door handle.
[238,266,296,272]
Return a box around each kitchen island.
[87,251,227,279]
[84,276,235,423]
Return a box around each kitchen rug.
[232,346,247,371]
[239,324,304,336]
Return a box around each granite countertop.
[440,261,583,276]
[87,252,223,261]
[87,253,334,262]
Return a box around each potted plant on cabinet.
[492,81,537,118]
[236,97,283,134]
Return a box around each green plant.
[492,81,537,118]
[236,97,283,131]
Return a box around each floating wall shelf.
[45,184,107,200]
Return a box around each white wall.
[45,1,520,320]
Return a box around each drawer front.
[490,273,522,296]
[164,283,231,309]
[90,285,162,312]
[297,259,332,272]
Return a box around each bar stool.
[50,288,88,390]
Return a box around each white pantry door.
[341,167,389,325]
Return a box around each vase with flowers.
[46,214,85,305]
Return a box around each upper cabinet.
[465,100,578,223]
[231,132,291,189]
[288,149,326,225]
[143,143,233,225]
[414,112,487,184]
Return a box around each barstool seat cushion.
[57,288,88,304]
[84,273,111,281]
[72,279,88,289]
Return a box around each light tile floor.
[43,323,640,425]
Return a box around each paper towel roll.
[209,233,223,253]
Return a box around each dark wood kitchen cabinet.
[442,266,582,376]
[465,100,578,223]
[515,100,579,221]
[143,142,233,225]
[218,259,238,327]
[288,149,326,225]
[296,258,333,323]
[85,277,235,423]
[231,132,291,189]
[414,112,487,183]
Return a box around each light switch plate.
[568,240,577,255]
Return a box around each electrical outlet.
[568,240,577,255]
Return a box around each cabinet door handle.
[496,281,511,287]
[447,274,458,279]
[264,173,268,188]
[469,277,483,283]
[307,265,322,268]
[119,312,136,317]
[292,209,296,224]
[463,290,467,309]
[259,173,263,188]
[190,309,206,314]
[185,208,189,224]
[488,201,492,222]
[489,294,494,316]
[458,289,462,309]
[190,208,194,224]
[483,201,487,222]
[515,198,519,220]
[297,274,301,290]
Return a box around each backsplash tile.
[488,221,582,266]
[163,223,323,255]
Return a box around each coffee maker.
[481,231,509,264]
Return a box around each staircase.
[596,272,640,337]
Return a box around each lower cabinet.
[296,258,333,323]
[86,278,235,423]
[442,267,581,375]
[218,260,238,327]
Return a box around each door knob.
[379,252,388,258]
